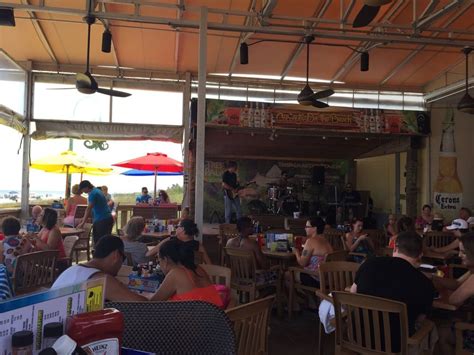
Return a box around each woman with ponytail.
[149,239,224,308]
[147,219,211,264]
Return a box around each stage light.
[102,29,112,53]
[360,51,369,72]
[240,42,249,65]
[0,8,15,27]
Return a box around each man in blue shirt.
[136,187,153,204]
[77,180,114,245]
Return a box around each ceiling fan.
[457,47,474,115]
[297,36,334,108]
[353,0,393,28]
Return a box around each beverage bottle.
[248,102,254,127]
[239,104,248,127]
[260,103,267,127]
[363,109,369,133]
[254,102,261,128]
[433,109,463,219]
[369,109,376,133]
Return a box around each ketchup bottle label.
[82,338,120,354]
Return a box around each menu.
[0,278,104,355]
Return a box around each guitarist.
[222,161,242,223]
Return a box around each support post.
[194,7,207,239]
[405,148,418,218]
[182,72,192,208]
[395,152,401,214]
[21,70,33,221]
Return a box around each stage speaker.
[312,166,325,186]
[416,112,430,135]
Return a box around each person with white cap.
[429,218,469,255]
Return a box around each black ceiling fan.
[457,47,474,115]
[75,15,130,98]
[297,36,334,109]
[353,0,393,28]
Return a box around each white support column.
[194,7,207,239]
[395,152,401,215]
[182,71,191,208]
[21,70,33,221]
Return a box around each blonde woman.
[63,184,87,227]
[121,217,149,265]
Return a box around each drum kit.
[266,183,300,215]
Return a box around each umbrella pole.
[65,165,70,199]
[154,168,157,200]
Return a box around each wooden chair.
[332,291,434,355]
[323,228,344,251]
[287,266,321,319]
[423,231,455,249]
[455,322,474,355]
[62,235,79,267]
[72,205,90,226]
[316,261,359,354]
[225,295,274,355]
[365,229,388,250]
[218,224,239,266]
[125,252,134,267]
[13,250,59,295]
[200,264,231,288]
[376,247,394,257]
[72,223,93,263]
[325,250,349,262]
[224,247,281,315]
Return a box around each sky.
[0,79,184,195]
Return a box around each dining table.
[262,249,296,271]
[59,227,84,237]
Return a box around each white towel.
[318,299,336,334]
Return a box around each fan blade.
[46,88,77,90]
[313,89,335,100]
[297,84,315,105]
[97,88,131,97]
[353,5,380,28]
[364,0,391,5]
[311,100,329,109]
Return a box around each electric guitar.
[224,181,256,200]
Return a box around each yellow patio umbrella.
[30,150,113,197]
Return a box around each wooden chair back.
[319,261,359,296]
[455,322,474,355]
[423,231,455,249]
[325,250,349,262]
[365,229,388,250]
[218,224,239,265]
[225,247,257,284]
[194,250,205,265]
[13,251,59,295]
[333,291,409,355]
[200,264,231,288]
[73,223,93,263]
[125,252,134,266]
[63,235,79,259]
[73,205,90,224]
[323,228,344,250]
[226,295,274,355]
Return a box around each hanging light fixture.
[360,51,369,72]
[240,42,249,65]
[457,47,474,115]
[101,29,112,53]
[0,7,15,27]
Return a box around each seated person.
[415,204,434,230]
[429,219,469,255]
[292,216,333,288]
[385,214,397,238]
[459,207,472,222]
[168,207,190,226]
[157,190,171,204]
[32,208,66,260]
[227,216,266,268]
[388,216,415,249]
[136,187,153,205]
[149,239,224,308]
[147,219,211,265]
[101,185,115,213]
[27,205,43,232]
[0,249,13,300]
[343,218,375,262]
[1,217,32,275]
[52,235,147,301]
[350,231,435,353]
[121,216,149,265]
[63,184,87,227]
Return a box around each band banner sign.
[206,99,429,135]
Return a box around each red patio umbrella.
[113,152,183,198]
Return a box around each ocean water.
[0,190,63,204]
